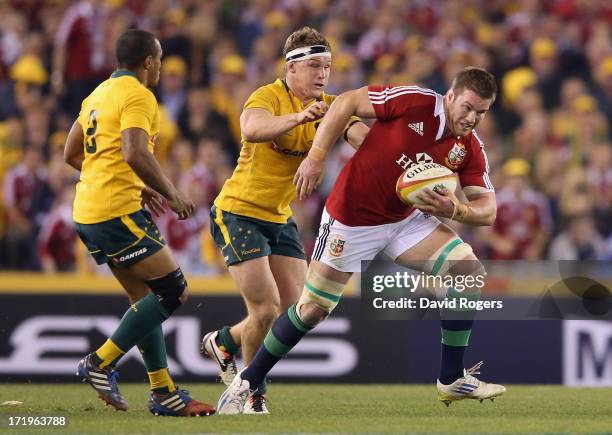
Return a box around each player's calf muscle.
[248,306,277,330]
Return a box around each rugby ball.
[396,163,457,205]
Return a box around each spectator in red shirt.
[38,185,76,272]
[483,158,552,259]
[51,0,113,117]
[2,146,49,269]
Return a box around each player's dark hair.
[116,29,159,69]
[452,67,497,100]
[283,27,330,56]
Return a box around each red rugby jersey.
[326,85,494,226]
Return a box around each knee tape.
[427,239,475,276]
[146,268,187,314]
[428,239,485,301]
[297,269,345,315]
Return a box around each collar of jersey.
[111,70,139,79]
[279,78,323,107]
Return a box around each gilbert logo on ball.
[396,163,457,205]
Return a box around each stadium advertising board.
[563,320,612,387]
[0,294,572,384]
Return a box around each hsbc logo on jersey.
[395,152,433,170]
[416,153,433,164]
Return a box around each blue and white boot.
[76,353,128,411]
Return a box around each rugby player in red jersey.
[217,67,506,413]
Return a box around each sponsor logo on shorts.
[118,247,148,262]
[241,247,261,256]
[328,235,345,257]
[445,142,466,169]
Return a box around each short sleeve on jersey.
[76,96,90,128]
[244,85,279,115]
[367,85,435,121]
[120,88,156,133]
[459,132,495,191]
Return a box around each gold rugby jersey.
[215,78,341,223]
[73,70,160,224]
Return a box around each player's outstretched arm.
[64,120,85,171]
[311,86,374,153]
[241,102,328,143]
[294,86,374,199]
[345,121,369,151]
[121,127,195,220]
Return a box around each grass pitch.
[1,383,611,434]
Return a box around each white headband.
[285,45,331,62]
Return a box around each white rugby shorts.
[312,207,440,273]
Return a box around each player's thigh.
[268,216,307,309]
[309,259,352,286]
[210,206,280,310]
[390,213,477,274]
[228,256,280,314]
[312,208,389,273]
[76,209,175,281]
[269,255,307,310]
[108,264,150,304]
[125,246,180,282]
[269,216,306,262]
[392,224,456,268]
[209,206,274,266]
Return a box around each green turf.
[1,384,611,434]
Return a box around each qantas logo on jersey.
[445,142,467,169]
[395,152,433,170]
[271,141,308,158]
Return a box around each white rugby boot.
[217,368,251,414]
[437,361,506,406]
[201,330,238,386]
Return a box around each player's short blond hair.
[282,27,330,57]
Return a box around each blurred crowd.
[0,0,611,275]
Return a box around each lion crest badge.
[445,142,467,169]
[328,235,346,257]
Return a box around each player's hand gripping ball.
[396,163,457,205]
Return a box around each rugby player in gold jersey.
[200,27,368,414]
[64,28,214,416]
